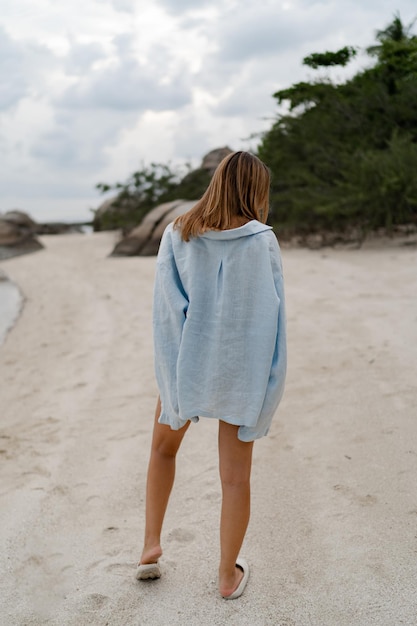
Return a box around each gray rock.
[92,196,118,231]
[108,147,237,256]
[0,210,44,260]
[95,147,234,237]
[141,200,197,256]
[201,146,233,175]
[2,209,38,229]
[111,200,197,257]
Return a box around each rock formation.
[0,210,44,260]
[200,147,233,175]
[111,200,197,256]
[108,147,233,256]
[92,196,118,232]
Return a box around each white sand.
[0,277,23,345]
[0,232,416,626]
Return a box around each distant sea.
[0,276,23,346]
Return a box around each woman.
[137,151,287,599]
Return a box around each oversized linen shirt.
[153,220,287,442]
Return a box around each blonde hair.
[174,151,270,241]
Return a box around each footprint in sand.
[87,558,107,572]
[86,495,100,503]
[105,562,132,575]
[22,466,51,478]
[49,484,69,496]
[333,484,378,506]
[27,554,43,566]
[80,593,109,611]
[167,528,195,543]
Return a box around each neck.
[229,216,251,229]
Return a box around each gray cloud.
[109,0,136,13]
[31,128,79,166]
[60,61,191,111]
[65,41,107,73]
[30,108,138,170]
[213,3,341,65]
[0,27,29,109]
[219,13,304,62]
[156,0,214,15]
[0,25,57,110]
[58,33,192,112]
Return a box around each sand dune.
[0,232,416,625]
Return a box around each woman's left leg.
[140,397,190,565]
[218,420,254,597]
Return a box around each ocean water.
[0,277,23,345]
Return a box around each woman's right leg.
[218,420,254,597]
[140,397,190,565]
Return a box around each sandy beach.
[1,231,416,626]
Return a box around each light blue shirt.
[153,220,287,441]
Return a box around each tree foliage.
[303,46,357,69]
[95,163,181,231]
[258,14,417,235]
[94,163,211,231]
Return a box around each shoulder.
[244,221,279,251]
[160,222,175,241]
[262,229,284,277]
[159,222,179,252]
[251,225,280,252]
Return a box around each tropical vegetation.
[95,14,417,238]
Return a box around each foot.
[219,559,249,599]
[139,544,162,566]
[136,544,163,581]
[136,562,161,580]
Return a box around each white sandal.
[136,562,161,580]
[222,558,249,600]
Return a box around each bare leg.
[218,420,254,597]
[140,397,190,565]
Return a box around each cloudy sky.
[1,0,415,222]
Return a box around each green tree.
[258,14,417,236]
[303,46,357,69]
[94,163,182,231]
[93,162,211,231]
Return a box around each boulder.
[92,196,118,232]
[95,147,234,235]
[201,147,233,175]
[111,200,197,256]
[0,210,43,260]
[108,147,236,256]
[2,209,38,229]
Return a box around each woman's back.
[154,220,287,441]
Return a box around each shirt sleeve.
[238,232,287,441]
[153,226,189,426]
